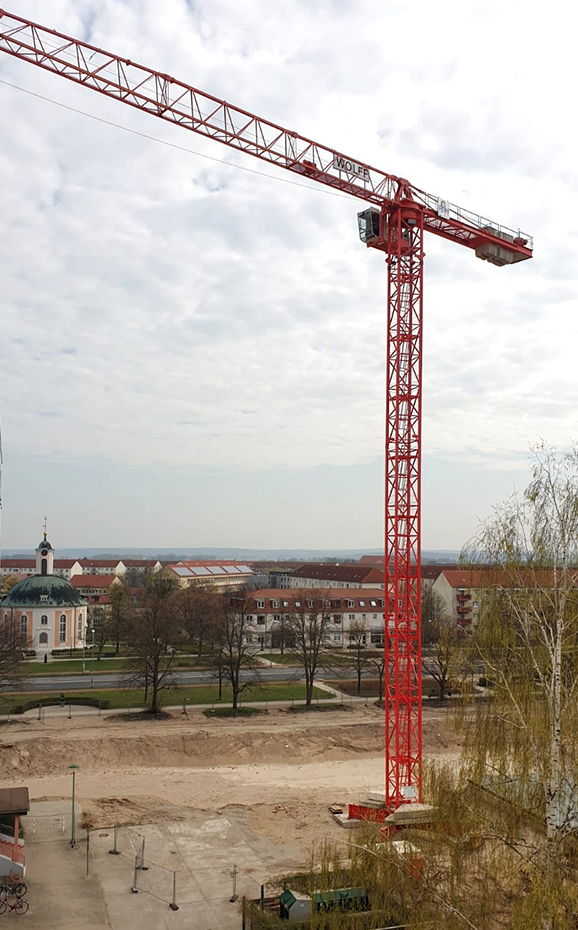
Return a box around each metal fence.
[90,823,261,913]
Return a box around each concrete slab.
[88,807,300,930]
[23,800,111,929]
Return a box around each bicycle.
[0,896,29,915]
[0,877,26,898]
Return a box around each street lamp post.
[69,764,79,847]
[90,628,95,688]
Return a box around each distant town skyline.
[1,1,573,553]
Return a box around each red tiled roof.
[1,558,79,569]
[290,564,384,583]
[421,565,457,580]
[79,559,123,568]
[71,574,120,589]
[438,568,567,589]
[358,555,384,567]
[120,559,159,568]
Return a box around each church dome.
[36,538,53,552]
[3,575,86,608]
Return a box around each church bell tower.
[35,518,54,576]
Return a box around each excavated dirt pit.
[1,703,459,853]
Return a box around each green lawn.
[258,653,300,665]
[0,681,332,713]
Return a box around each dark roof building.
[2,574,85,608]
[288,563,384,588]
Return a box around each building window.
[59,614,67,643]
[347,600,354,608]
[294,600,301,608]
[257,616,266,625]
[39,631,48,645]
[41,615,48,626]
[333,634,342,642]
[349,614,355,621]
[20,615,28,638]
[283,601,289,608]
[78,615,83,640]
[246,615,254,624]
[370,600,377,607]
[359,600,365,607]
[273,614,281,622]
[333,614,342,623]
[256,600,264,609]
[307,600,314,609]
[272,600,279,608]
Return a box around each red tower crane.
[0,10,533,814]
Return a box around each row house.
[433,570,480,628]
[243,587,387,649]
[1,558,83,580]
[167,560,253,591]
[1,557,165,579]
[274,564,385,590]
[432,567,568,629]
[70,574,123,604]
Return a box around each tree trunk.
[150,679,159,714]
[305,671,314,706]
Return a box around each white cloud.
[0,0,576,545]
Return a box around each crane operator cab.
[357,208,381,244]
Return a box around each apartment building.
[70,574,123,603]
[243,587,387,649]
[0,558,83,580]
[167,560,253,591]
[275,564,385,590]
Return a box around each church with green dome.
[2,534,87,658]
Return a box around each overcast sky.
[0,0,574,552]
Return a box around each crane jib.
[332,155,371,183]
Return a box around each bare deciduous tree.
[422,621,461,701]
[177,584,217,656]
[286,591,333,706]
[347,619,371,694]
[211,589,261,709]
[124,573,182,714]
[0,616,25,691]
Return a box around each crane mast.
[0,9,533,813]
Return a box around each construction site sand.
[0,703,459,855]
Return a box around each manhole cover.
[99,833,110,838]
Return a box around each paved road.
[21,665,320,691]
